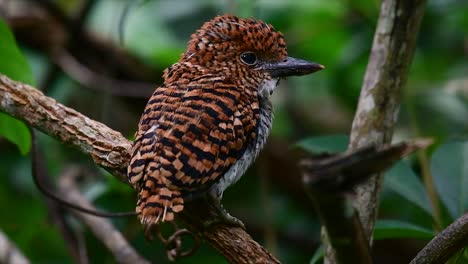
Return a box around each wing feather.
[127,77,259,224]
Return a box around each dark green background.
[0,0,467,263]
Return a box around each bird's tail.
[136,185,184,225]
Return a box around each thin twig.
[410,213,468,264]
[0,230,30,264]
[57,166,150,264]
[54,52,154,98]
[30,129,89,264]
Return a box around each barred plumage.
[128,14,323,225]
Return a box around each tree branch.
[0,74,131,181]
[348,0,426,242]
[0,73,280,263]
[410,213,468,264]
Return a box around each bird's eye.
[240,52,257,65]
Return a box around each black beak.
[260,56,324,78]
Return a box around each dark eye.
[240,52,257,65]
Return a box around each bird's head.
[168,14,324,97]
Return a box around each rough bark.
[410,213,468,264]
[203,227,279,264]
[181,197,280,264]
[348,0,426,241]
[0,74,131,181]
[0,73,280,263]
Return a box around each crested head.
[182,14,288,67]
[163,14,323,96]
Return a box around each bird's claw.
[203,195,246,230]
[202,210,245,230]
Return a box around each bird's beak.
[261,56,324,78]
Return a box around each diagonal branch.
[0,73,280,263]
[57,166,150,264]
[32,142,89,264]
[410,212,468,264]
[0,74,131,181]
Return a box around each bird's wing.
[127,76,259,223]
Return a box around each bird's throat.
[259,78,280,98]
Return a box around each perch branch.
[0,74,131,181]
[0,73,280,263]
[410,213,468,264]
[0,230,30,264]
[348,0,426,241]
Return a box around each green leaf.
[0,18,34,154]
[431,141,468,220]
[295,134,349,154]
[0,113,31,155]
[0,19,34,85]
[374,220,435,240]
[309,245,324,264]
[384,161,433,216]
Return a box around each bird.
[127,14,323,227]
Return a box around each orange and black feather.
[128,74,259,224]
[127,14,287,225]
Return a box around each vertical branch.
[348,0,426,241]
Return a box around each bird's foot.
[202,196,245,230]
[203,210,245,230]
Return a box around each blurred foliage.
[0,19,32,155]
[0,0,467,263]
[431,141,468,221]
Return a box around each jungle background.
[0,0,467,263]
